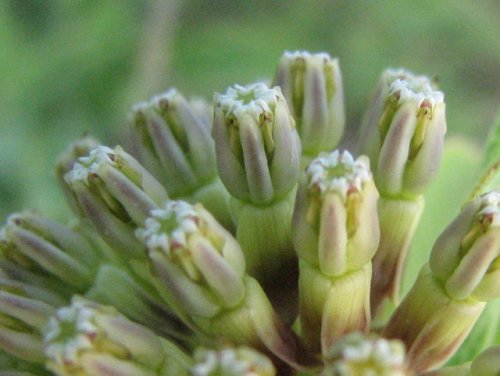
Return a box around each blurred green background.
[1,0,499,223]
[0,0,499,364]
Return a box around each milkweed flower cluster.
[0,50,498,376]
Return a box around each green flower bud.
[43,297,191,376]
[292,150,379,353]
[213,83,301,205]
[54,136,100,215]
[192,347,275,376]
[293,150,379,275]
[131,89,216,196]
[136,200,246,318]
[0,280,57,363]
[359,68,446,198]
[430,191,500,301]
[322,332,409,376]
[383,265,486,373]
[0,212,99,293]
[273,51,345,160]
[65,145,168,259]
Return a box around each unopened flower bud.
[293,150,379,275]
[0,280,57,363]
[55,136,100,214]
[132,89,215,197]
[292,150,379,353]
[213,83,301,205]
[43,297,191,376]
[273,51,345,160]
[136,200,246,317]
[192,347,275,376]
[359,68,446,198]
[430,191,500,301]
[322,332,409,376]
[0,212,99,293]
[65,145,168,259]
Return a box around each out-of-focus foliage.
[1,0,499,222]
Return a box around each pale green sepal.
[297,259,333,354]
[320,264,372,354]
[231,189,296,279]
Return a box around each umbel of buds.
[1,48,498,376]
